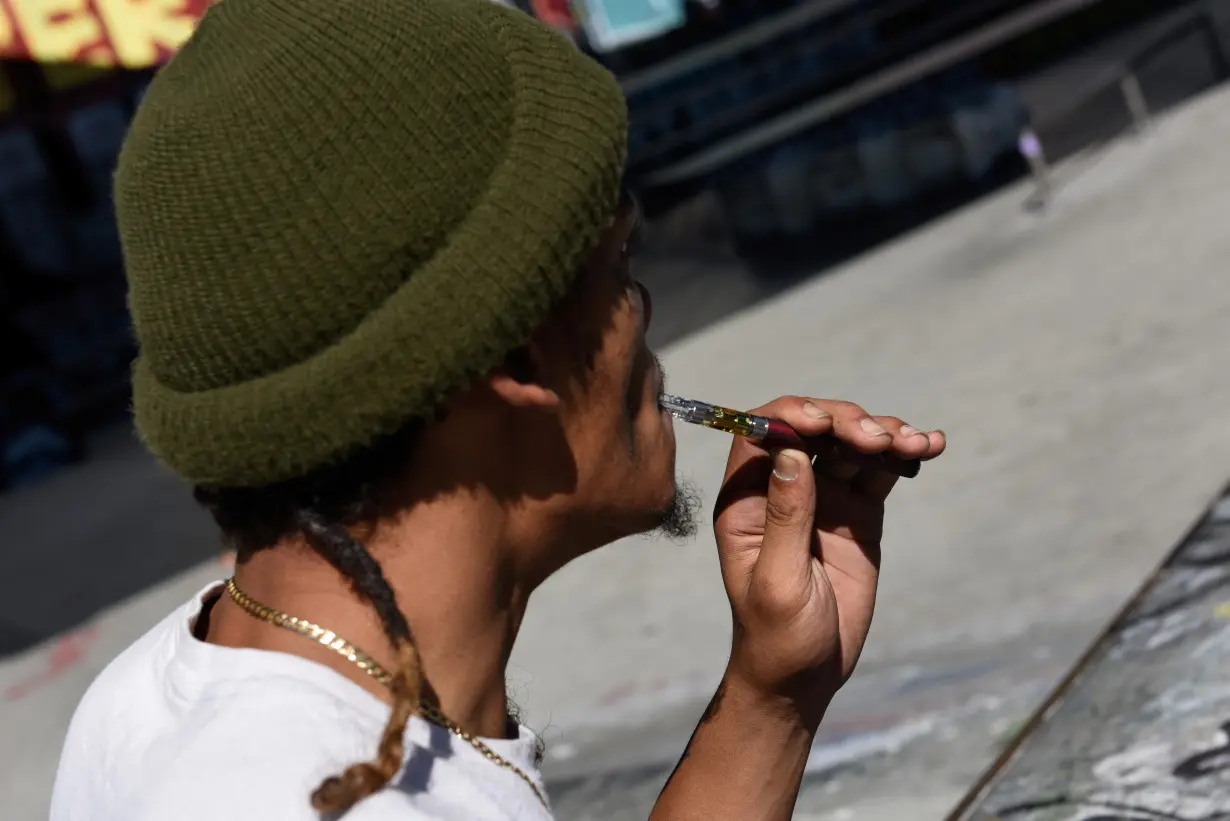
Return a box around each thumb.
[759,449,817,581]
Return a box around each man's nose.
[636,280,653,331]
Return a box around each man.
[50,0,945,818]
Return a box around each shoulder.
[132,677,383,820]
[53,591,548,821]
[133,684,547,821]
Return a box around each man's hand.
[715,396,946,720]
[651,396,944,821]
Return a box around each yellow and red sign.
[0,0,207,68]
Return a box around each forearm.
[649,672,825,821]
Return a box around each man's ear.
[487,346,561,411]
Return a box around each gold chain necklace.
[223,578,548,809]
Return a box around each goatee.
[651,478,702,542]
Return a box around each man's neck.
[208,490,533,740]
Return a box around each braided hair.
[194,421,427,813]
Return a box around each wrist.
[721,664,832,736]
[650,664,827,820]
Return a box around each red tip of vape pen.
[763,419,807,450]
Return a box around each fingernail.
[773,449,804,482]
[860,417,889,437]
[900,424,925,438]
[803,402,831,420]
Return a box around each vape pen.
[660,394,920,479]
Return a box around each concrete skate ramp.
[949,482,1230,821]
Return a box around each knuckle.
[830,399,865,417]
[763,496,798,529]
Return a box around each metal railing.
[637,1,1230,189]
[619,0,866,97]
[639,0,1118,186]
[1018,5,1229,206]
[625,0,1024,172]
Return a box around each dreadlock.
[194,421,426,814]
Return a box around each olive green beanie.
[116,0,627,487]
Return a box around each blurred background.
[3,1,1230,819]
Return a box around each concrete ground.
[6,53,1230,821]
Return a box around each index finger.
[727,397,923,481]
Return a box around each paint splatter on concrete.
[952,483,1230,821]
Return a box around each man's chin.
[648,478,702,542]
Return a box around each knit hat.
[116,0,628,487]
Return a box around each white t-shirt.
[50,583,554,821]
